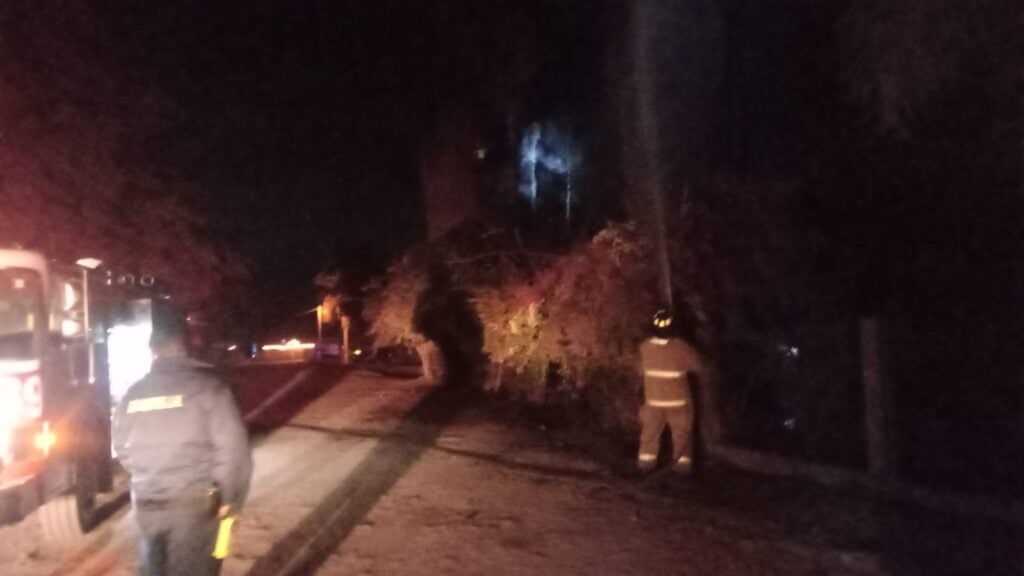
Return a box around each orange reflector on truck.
[34,422,56,454]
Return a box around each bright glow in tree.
[518,122,581,222]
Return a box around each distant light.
[61,319,83,337]
[227,344,238,351]
[75,258,103,270]
[353,348,363,356]
[776,343,800,358]
[476,148,488,160]
[262,338,315,352]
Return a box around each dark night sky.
[6,0,850,328]
[12,1,1016,348]
[4,0,1021,491]
[77,1,601,328]
[133,3,430,301]
[124,0,1024,497]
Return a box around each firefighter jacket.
[113,355,252,511]
[640,337,705,408]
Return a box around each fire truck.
[0,248,163,543]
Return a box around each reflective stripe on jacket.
[640,337,704,406]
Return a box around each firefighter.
[636,309,706,475]
[114,312,252,576]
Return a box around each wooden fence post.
[861,317,895,477]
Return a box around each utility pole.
[632,0,673,309]
[316,304,323,357]
[861,317,895,477]
[341,314,351,364]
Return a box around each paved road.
[0,364,1018,575]
[0,361,343,576]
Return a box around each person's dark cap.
[150,305,188,351]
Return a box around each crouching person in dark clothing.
[114,313,252,576]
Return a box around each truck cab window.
[0,268,44,360]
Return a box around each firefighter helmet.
[652,309,673,330]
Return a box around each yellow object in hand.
[213,516,236,560]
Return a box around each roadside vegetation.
[0,4,245,311]
[366,222,651,449]
[364,187,860,467]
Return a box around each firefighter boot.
[666,405,694,475]
[672,455,693,475]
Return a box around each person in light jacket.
[636,309,706,475]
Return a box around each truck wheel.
[37,460,98,545]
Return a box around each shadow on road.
[284,422,610,483]
[244,385,470,576]
[229,363,350,430]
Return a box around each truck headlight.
[0,376,23,459]
[0,375,24,421]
